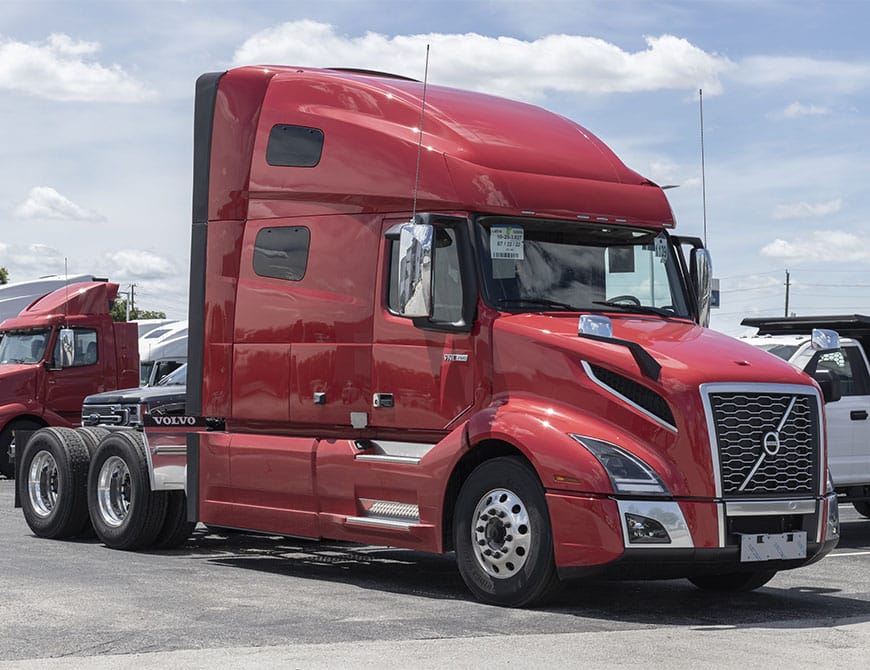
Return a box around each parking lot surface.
[1,479,868,668]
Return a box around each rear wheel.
[153,490,195,549]
[0,419,42,479]
[454,457,561,607]
[87,431,167,550]
[853,501,870,518]
[688,570,777,592]
[75,427,110,458]
[18,427,91,538]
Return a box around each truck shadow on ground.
[167,522,870,628]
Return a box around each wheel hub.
[97,456,132,527]
[27,450,59,518]
[471,487,531,579]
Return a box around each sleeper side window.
[253,227,311,281]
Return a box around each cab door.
[43,326,105,423]
[370,217,477,433]
[810,344,870,484]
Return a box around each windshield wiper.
[496,298,580,311]
[592,300,678,318]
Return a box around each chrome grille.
[81,404,140,427]
[707,390,819,497]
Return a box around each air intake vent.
[587,363,676,429]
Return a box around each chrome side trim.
[617,500,694,549]
[354,454,421,465]
[354,440,435,465]
[725,499,817,517]
[581,361,677,433]
[344,516,415,530]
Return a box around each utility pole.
[784,270,790,317]
[130,284,136,319]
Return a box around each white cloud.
[102,249,177,280]
[0,33,154,102]
[761,230,870,263]
[735,56,870,92]
[1,243,67,275]
[780,102,831,118]
[233,22,733,99]
[14,186,106,222]
[771,199,842,220]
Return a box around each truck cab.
[0,281,138,477]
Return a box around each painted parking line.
[828,550,870,557]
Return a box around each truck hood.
[83,384,186,406]
[0,364,39,406]
[490,313,817,499]
[492,313,811,389]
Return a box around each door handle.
[850,410,868,421]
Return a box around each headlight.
[570,435,669,496]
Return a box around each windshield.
[156,363,186,386]
[757,344,799,361]
[0,329,52,364]
[476,217,691,318]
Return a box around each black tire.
[688,570,778,592]
[853,501,870,518]
[454,457,561,607]
[18,427,91,538]
[87,431,167,550]
[75,427,110,458]
[0,419,42,479]
[153,490,195,549]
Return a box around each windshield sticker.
[654,235,668,263]
[491,226,524,260]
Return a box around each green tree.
[110,299,167,322]
[0,267,8,285]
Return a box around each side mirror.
[812,368,842,404]
[397,223,433,318]
[690,248,713,328]
[811,328,840,351]
[58,328,75,368]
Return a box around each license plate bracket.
[739,531,807,562]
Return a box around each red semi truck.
[16,67,839,606]
[0,281,138,477]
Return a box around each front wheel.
[454,457,561,607]
[688,570,777,592]
[87,431,167,550]
[853,501,870,518]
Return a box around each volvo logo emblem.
[739,397,797,491]
[762,430,782,456]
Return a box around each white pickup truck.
[742,315,870,519]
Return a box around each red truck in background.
[0,281,138,477]
[16,67,840,607]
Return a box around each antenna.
[64,257,70,324]
[699,88,708,246]
[410,44,431,222]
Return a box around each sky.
[2,0,870,336]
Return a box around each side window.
[807,347,870,396]
[52,328,98,367]
[388,226,463,323]
[253,226,311,281]
[266,125,324,167]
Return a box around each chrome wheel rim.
[471,487,531,579]
[97,456,132,527]
[28,450,59,518]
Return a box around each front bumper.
[547,491,839,580]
